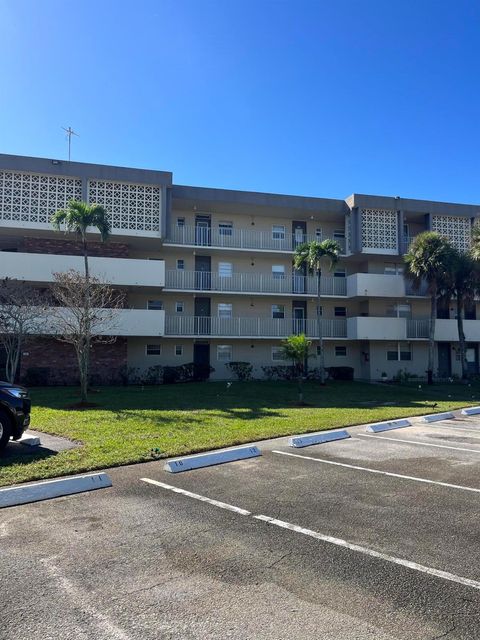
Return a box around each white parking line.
[141,478,480,591]
[427,424,480,436]
[141,478,251,515]
[272,450,480,494]
[357,433,480,454]
[254,515,480,591]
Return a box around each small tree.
[50,270,123,403]
[293,240,341,385]
[280,334,312,404]
[404,232,454,384]
[0,279,47,383]
[51,200,111,280]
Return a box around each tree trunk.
[298,375,304,405]
[82,233,91,401]
[456,296,468,380]
[427,286,437,385]
[317,271,325,385]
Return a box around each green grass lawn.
[1,380,479,487]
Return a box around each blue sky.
[1,0,479,203]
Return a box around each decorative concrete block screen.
[361,208,398,253]
[345,211,352,253]
[432,215,471,252]
[0,171,82,225]
[88,180,161,233]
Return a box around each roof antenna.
[61,126,79,161]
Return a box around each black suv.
[0,382,31,451]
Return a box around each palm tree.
[444,249,479,379]
[51,200,111,402]
[280,334,312,404]
[51,200,111,280]
[293,239,341,384]
[404,232,454,385]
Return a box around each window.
[384,263,404,275]
[219,221,233,236]
[272,346,285,361]
[176,217,185,228]
[176,259,185,270]
[147,300,163,311]
[387,342,412,361]
[175,345,183,356]
[335,345,347,357]
[217,345,232,361]
[315,228,322,240]
[386,303,411,318]
[272,225,285,240]
[272,304,285,319]
[175,302,184,313]
[146,344,161,356]
[218,303,232,318]
[316,305,323,316]
[272,265,285,279]
[219,262,233,278]
[316,345,322,356]
[334,306,346,317]
[333,229,345,239]
[334,268,346,278]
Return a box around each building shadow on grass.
[0,445,57,470]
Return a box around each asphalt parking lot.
[2,412,480,639]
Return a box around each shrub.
[326,366,354,381]
[141,365,164,385]
[261,365,297,380]
[226,361,253,381]
[118,365,140,386]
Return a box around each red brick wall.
[24,237,129,258]
[20,337,128,386]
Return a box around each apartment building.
[0,152,479,383]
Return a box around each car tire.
[0,410,12,451]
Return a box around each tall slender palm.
[404,232,454,385]
[293,239,341,384]
[51,200,110,401]
[51,200,111,280]
[444,249,479,379]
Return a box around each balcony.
[165,316,347,338]
[164,225,347,254]
[0,251,165,288]
[434,319,480,342]
[348,317,429,340]
[347,274,405,298]
[23,308,165,337]
[164,270,347,296]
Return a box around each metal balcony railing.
[406,318,430,338]
[165,270,347,296]
[165,225,347,253]
[165,316,347,338]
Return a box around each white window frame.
[174,345,183,356]
[218,303,232,318]
[219,221,233,236]
[333,229,345,239]
[272,304,285,319]
[217,344,232,361]
[386,303,411,318]
[272,265,285,279]
[176,259,185,271]
[334,306,347,317]
[147,300,163,311]
[335,345,347,357]
[175,301,184,313]
[272,346,285,361]
[218,262,233,278]
[315,228,322,240]
[272,225,286,240]
[176,217,185,228]
[146,344,161,356]
[386,342,412,361]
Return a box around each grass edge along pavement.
[0,380,478,487]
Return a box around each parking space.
[3,411,480,639]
